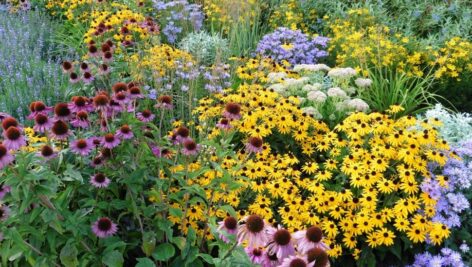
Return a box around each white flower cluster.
[327,67,357,79]
[355,78,373,88]
[293,64,331,73]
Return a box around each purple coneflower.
[113,91,129,105]
[246,137,263,154]
[217,216,238,243]
[62,61,73,73]
[83,72,94,84]
[92,217,118,238]
[237,214,269,248]
[54,103,73,121]
[38,145,57,159]
[245,247,265,265]
[93,94,109,111]
[223,102,242,120]
[70,72,80,84]
[267,226,295,259]
[80,62,90,73]
[33,114,53,133]
[182,139,199,156]
[279,255,314,267]
[293,226,328,254]
[306,247,330,267]
[50,120,71,140]
[90,173,111,188]
[88,45,99,57]
[102,133,120,149]
[27,101,51,120]
[69,96,93,113]
[91,156,104,167]
[0,144,14,169]
[3,126,26,150]
[2,117,19,130]
[99,64,111,75]
[128,86,143,99]
[175,126,190,143]
[0,184,11,199]
[71,111,90,128]
[71,139,93,156]
[137,110,155,122]
[116,125,133,140]
[102,51,113,63]
[0,205,10,221]
[216,118,232,130]
[155,95,173,109]
[107,100,124,114]
[112,82,128,94]
[262,252,280,267]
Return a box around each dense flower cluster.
[408,248,465,267]
[196,77,454,259]
[256,27,329,65]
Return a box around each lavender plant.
[0,10,69,122]
[256,27,329,65]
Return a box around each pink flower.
[33,114,53,133]
[278,255,314,267]
[246,137,263,154]
[237,214,269,248]
[137,110,155,122]
[245,247,265,265]
[116,125,134,140]
[217,216,238,243]
[3,126,26,150]
[223,103,241,120]
[181,139,200,156]
[0,184,11,200]
[293,226,328,254]
[91,217,118,238]
[71,138,93,156]
[90,173,111,188]
[266,226,295,260]
[101,133,121,149]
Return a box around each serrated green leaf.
[60,242,79,267]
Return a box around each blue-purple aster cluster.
[153,0,204,44]
[202,63,231,93]
[408,248,465,267]
[256,27,329,65]
[422,140,472,228]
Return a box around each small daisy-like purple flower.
[293,226,328,254]
[175,126,191,143]
[137,110,155,122]
[92,217,118,238]
[71,111,90,129]
[50,120,71,140]
[237,214,269,248]
[266,226,295,259]
[69,72,80,84]
[38,145,57,160]
[91,156,104,168]
[279,255,314,267]
[306,247,330,266]
[54,103,73,121]
[83,72,94,84]
[0,184,11,199]
[62,61,73,73]
[155,95,173,109]
[102,133,121,149]
[245,247,265,265]
[216,118,232,130]
[80,62,89,73]
[263,252,281,267]
[69,96,93,113]
[102,51,113,63]
[90,173,111,188]
[93,94,109,111]
[116,125,133,140]
[88,45,99,57]
[217,216,238,243]
[128,86,144,99]
[3,126,26,150]
[113,91,129,105]
[33,114,53,133]
[0,144,14,169]
[223,103,241,120]
[99,64,111,75]
[246,137,263,154]
[182,139,200,156]
[0,205,10,221]
[71,139,93,156]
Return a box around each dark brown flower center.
[103,51,113,59]
[183,140,196,151]
[120,125,130,134]
[104,134,115,143]
[252,248,262,257]
[141,110,152,118]
[97,218,112,231]
[76,139,88,149]
[307,247,328,266]
[88,45,97,54]
[80,62,88,70]
[41,145,53,156]
[54,103,71,117]
[0,145,7,157]
[93,95,109,106]
[2,117,18,130]
[176,126,189,138]
[225,103,241,115]
[77,111,88,120]
[70,72,78,80]
[5,127,20,140]
[62,61,72,70]
[158,95,172,104]
[306,226,323,243]
[83,72,92,79]
[246,214,264,233]
[101,43,111,53]
[115,92,126,101]
[223,216,237,230]
[52,120,69,135]
[112,82,127,93]
[274,229,291,245]
[219,118,229,125]
[249,137,263,148]
[94,173,106,183]
[290,258,307,267]
[129,87,141,95]
[73,96,86,107]
[35,114,48,125]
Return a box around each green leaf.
[197,253,214,264]
[60,242,79,267]
[135,258,155,267]
[172,237,186,251]
[142,232,156,257]
[152,243,175,261]
[169,208,183,218]
[391,241,402,260]
[102,250,124,267]
[63,164,83,182]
